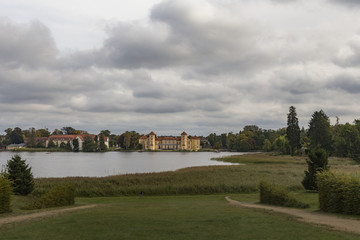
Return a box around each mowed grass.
[1,195,358,240]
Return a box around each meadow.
[1,195,359,240]
[1,153,359,239]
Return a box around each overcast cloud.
[1,0,360,136]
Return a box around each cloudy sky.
[1,0,360,136]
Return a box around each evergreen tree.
[72,138,79,152]
[308,110,332,152]
[302,147,329,191]
[6,155,34,195]
[286,106,300,155]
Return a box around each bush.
[317,171,360,215]
[302,147,329,191]
[0,176,12,213]
[6,155,34,195]
[28,183,75,209]
[259,181,309,209]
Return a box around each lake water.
[0,151,242,178]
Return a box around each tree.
[6,155,34,195]
[9,127,24,144]
[47,140,56,148]
[26,128,37,148]
[52,129,63,135]
[263,139,272,152]
[99,135,107,151]
[72,138,79,152]
[61,127,77,135]
[100,130,111,137]
[286,106,300,155]
[273,135,290,155]
[82,136,97,152]
[302,147,329,191]
[308,110,332,152]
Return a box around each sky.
[1,0,360,136]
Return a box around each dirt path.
[0,204,98,227]
[226,197,360,235]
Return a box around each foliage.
[308,110,332,152]
[317,171,360,215]
[28,183,75,209]
[119,131,140,149]
[0,176,12,213]
[302,147,329,191]
[47,139,56,148]
[259,181,309,208]
[6,154,34,195]
[272,135,290,154]
[72,138,80,152]
[286,106,301,155]
[82,136,97,152]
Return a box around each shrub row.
[0,176,12,213]
[28,183,75,209]
[259,181,309,209]
[317,171,360,215]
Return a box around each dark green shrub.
[29,183,75,209]
[318,171,360,215]
[6,155,34,195]
[302,147,329,191]
[259,181,309,209]
[0,176,12,213]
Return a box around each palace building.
[139,131,201,151]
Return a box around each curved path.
[0,204,98,227]
[226,197,360,235]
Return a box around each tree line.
[206,106,360,160]
[0,126,142,151]
[1,106,360,156]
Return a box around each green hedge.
[259,181,309,209]
[28,183,75,209]
[0,176,12,213]
[317,171,360,215]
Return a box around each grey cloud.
[327,74,360,94]
[0,18,57,68]
[328,0,360,7]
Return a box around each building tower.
[149,131,156,150]
[181,131,188,150]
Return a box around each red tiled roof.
[149,131,156,135]
[49,135,78,140]
[140,135,148,139]
[156,137,181,141]
[181,131,187,136]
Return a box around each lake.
[0,151,242,178]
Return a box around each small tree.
[72,138,79,152]
[0,176,12,213]
[47,140,56,148]
[6,155,34,195]
[302,147,329,191]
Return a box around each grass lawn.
[0,195,358,240]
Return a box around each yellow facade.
[139,131,201,151]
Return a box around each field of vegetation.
[31,153,359,197]
[1,153,360,239]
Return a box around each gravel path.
[226,197,360,235]
[0,204,98,227]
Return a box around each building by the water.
[139,131,201,151]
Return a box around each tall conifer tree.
[286,106,300,155]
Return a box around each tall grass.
[32,153,358,197]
